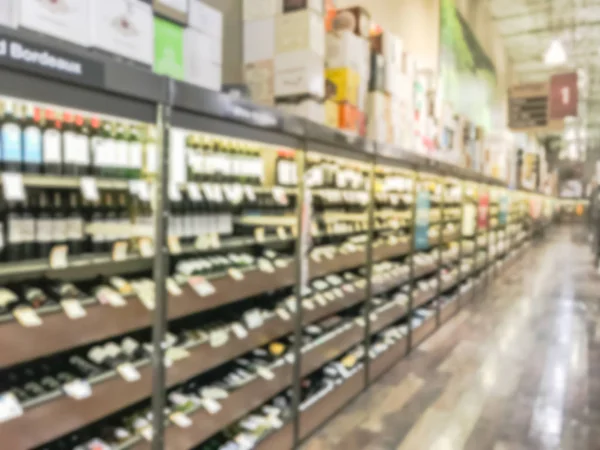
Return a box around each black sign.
[508,95,548,129]
[0,33,105,88]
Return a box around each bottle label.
[7,216,22,243]
[36,217,53,243]
[63,132,79,164]
[2,123,21,162]
[116,141,129,168]
[43,129,62,163]
[52,218,68,241]
[23,126,42,164]
[76,135,89,165]
[129,142,143,169]
[67,217,83,239]
[145,143,158,174]
[91,136,105,167]
[23,218,36,243]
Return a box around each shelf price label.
[228,268,244,281]
[112,241,128,262]
[13,306,42,327]
[257,367,275,380]
[63,379,92,400]
[277,226,288,240]
[117,363,141,382]
[170,411,193,428]
[188,276,215,297]
[254,227,266,243]
[61,299,87,320]
[49,244,69,269]
[167,236,182,254]
[2,173,25,201]
[202,398,222,415]
[80,177,99,202]
[0,392,23,423]
[138,238,154,257]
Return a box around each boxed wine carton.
[243,0,281,21]
[243,18,275,63]
[244,60,275,105]
[274,50,324,98]
[89,0,153,66]
[335,6,370,38]
[275,9,325,56]
[338,102,359,133]
[184,27,221,90]
[17,0,90,47]
[188,0,222,40]
[326,68,360,105]
[326,31,362,73]
[0,0,17,29]
[324,99,338,128]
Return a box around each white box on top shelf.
[325,30,362,72]
[243,0,280,21]
[244,60,274,105]
[89,0,153,66]
[184,28,222,91]
[275,9,324,56]
[274,50,324,98]
[0,0,18,28]
[243,18,275,63]
[189,0,222,40]
[17,0,91,47]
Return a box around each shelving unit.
[0,28,556,450]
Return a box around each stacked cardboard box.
[325,7,371,135]
[243,0,326,122]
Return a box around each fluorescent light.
[544,39,567,65]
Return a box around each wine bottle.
[66,191,84,255]
[114,123,129,179]
[21,285,51,309]
[51,191,68,251]
[0,287,19,315]
[21,193,36,260]
[74,115,91,175]
[0,99,23,172]
[35,190,53,258]
[22,104,43,174]
[61,112,78,176]
[127,125,143,179]
[42,109,63,175]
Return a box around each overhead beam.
[501,21,600,38]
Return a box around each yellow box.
[326,68,360,105]
[324,99,338,128]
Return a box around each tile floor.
[302,227,600,450]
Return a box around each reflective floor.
[302,228,600,450]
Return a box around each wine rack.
[0,26,557,450]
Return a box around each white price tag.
[324,292,336,302]
[277,226,288,240]
[254,227,266,243]
[140,426,153,441]
[138,238,154,257]
[129,180,150,201]
[167,236,182,254]
[272,187,289,205]
[112,241,128,261]
[231,322,248,339]
[314,294,327,306]
[228,268,244,281]
[117,363,141,382]
[209,329,229,348]
[187,183,202,201]
[188,276,216,297]
[202,398,222,415]
[80,176,99,202]
[0,392,23,423]
[244,309,263,329]
[170,412,192,428]
[49,244,68,269]
[333,288,344,299]
[97,288,126,308]
[166,278,182,296]
[258,259,275,273]
[355,317,365,327]
[61,299,87,320]
[276,308,291,321]
[169,183,182,201]
[244,185,257,202]
[269,415,284,429]
[257,367,275,380]
[2,173,25,201]
[13,306,42,327]
[302,299,315,310]
[210,233,221,249]
[63,379,92,400]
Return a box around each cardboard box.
[282,0,323,14]
[189,0,223,39]
[243,0,280,20]
[153,0,188,25]
[326,31,362,72]
[243,18,275,63]
[275,9,324,56]
[274,50,324,98]
[17,0,90,46]
[370,31,401,67]
[337,6,370,38]
[383,62,397,95]
[89,0,153,66]
[0,0,17,29]
[324,99,338,128]
[244,60,274,104]
[326,68,360,105]
[338,102,359,132]
[366,91,387,142]
[184,27,221,66]
[154,17,184,79]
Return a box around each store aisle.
[302,228,600,450]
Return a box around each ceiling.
[489,0,600,157]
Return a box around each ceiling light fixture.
[544,39,567,65]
